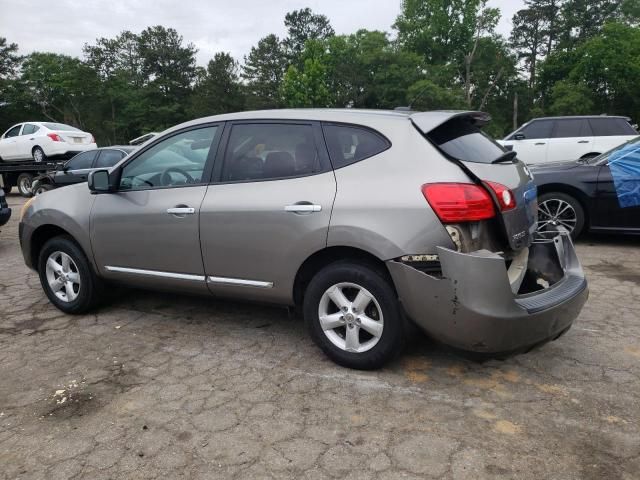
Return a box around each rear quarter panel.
[328,119,463,259]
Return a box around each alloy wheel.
[45,251,81,302]
[537,198,577,234]
[318,282,384,353]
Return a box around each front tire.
[303,262,405,370]
[537,192,585,239]
[17,173,34,197]
[33,146,46,163]
[38,236,104,314]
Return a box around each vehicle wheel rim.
[19,177,32,194]
[45,251,81,303]
[34,149,43,162]
[537,198,577,233]
[318,282,384,353]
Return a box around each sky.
[1,0,525,66]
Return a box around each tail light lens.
[422,183,495,223]
[484,181,516,212]
[47,133,63,142]
[89,135,95,144]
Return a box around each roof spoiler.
[410,111,492,134]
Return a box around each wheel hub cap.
[318,282,384,353]
[45,251,81,303]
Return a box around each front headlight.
[20,197,36,222]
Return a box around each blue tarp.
[609,143,640,208]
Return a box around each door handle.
[535,142,546,146]
[167,207,195,215]
[284,204,322,213]
[578,140,590,144]
[29,137,35,140]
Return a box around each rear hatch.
[412,111,538,251]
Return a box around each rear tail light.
[47,133,63,142]
[89,135,95,144]
[484,181,516,212]
[422,183,495,223]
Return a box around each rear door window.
[517,120,554,140]
[66,151,98,170]
[322,124,390,169]
[427,117,504,164]
[552,119,592,138]
[589,118,638,136]
[221,123,321,182]
[95,149,126,168]
[22,124,39,135]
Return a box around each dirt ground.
[1,193,639,480]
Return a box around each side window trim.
[320,121,391,169]
[210,120,331,184]
[115,122,224,191]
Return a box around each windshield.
[42,123,81,132]
[586,136,640,165]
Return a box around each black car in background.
[531,137,640,238]
[31,146,136,195]
[0,187,11,230]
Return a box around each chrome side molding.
[207,276,273,288]
[105,266,205,281]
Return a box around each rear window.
[42,123,81,132]
[428,117,504,164]
[322,124,390,169]
[589,118,637,136]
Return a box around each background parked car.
[31,146,136,195]
[532,137,640,238]
[0,122,97,163]
[500,115,638,165]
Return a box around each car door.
[502,119,552,165]
[547,118,594,162]
[17,124,40,159]
[55,150,98,186]
[594,147,640,230]
[0,124,23,160]
[91,124,222,294]
[199,121,336,303]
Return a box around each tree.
[190,52,244,117]
[558,0,625,49]
[0,37,21,79]
[394,0,484,65]
[283,8,334,67]
[242,34,287,109]
[547,80,594,115]
[21,53,101,129]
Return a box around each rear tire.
[33,182,54,195]
[537,192,585,239]
[32,146,46,163]
[303,261,405,370]
[37,235,104,314]
[17,173,34,197]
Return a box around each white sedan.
[0,122,97,163]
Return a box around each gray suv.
[19,110,588,369]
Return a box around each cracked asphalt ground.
[1,194,639,480]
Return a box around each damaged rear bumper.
[387,234,588,353]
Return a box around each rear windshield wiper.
[491,151,518,164]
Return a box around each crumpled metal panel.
[609,143,640,208]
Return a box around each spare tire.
[17,173,34,198]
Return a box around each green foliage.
[190,53,245,117]
[547,81,595,115]
[283,8,334,67]
[242,34,287,110]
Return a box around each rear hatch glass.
[413,113,538,251]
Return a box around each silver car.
[19,110,588,369]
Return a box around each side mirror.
[88,170,112,193]
[514,133,526,140]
